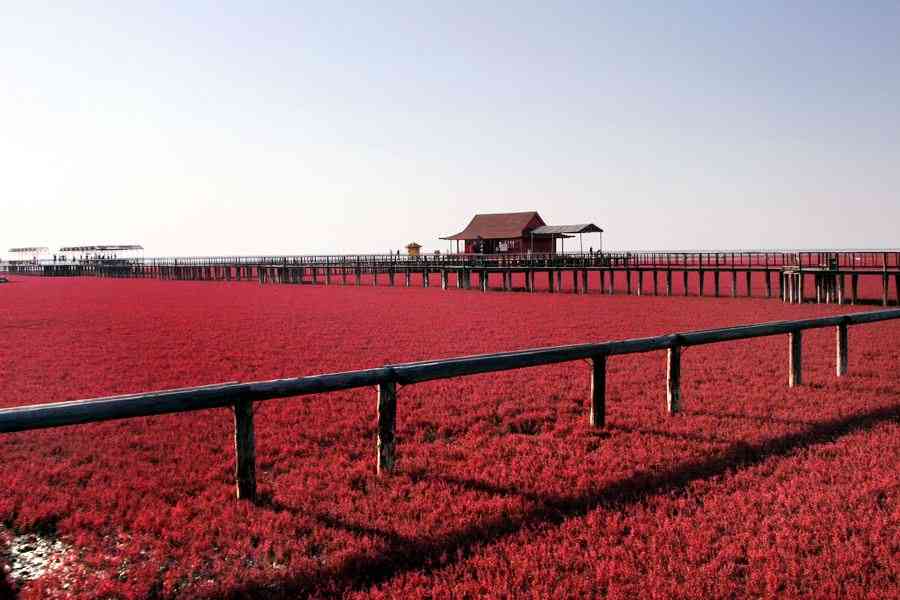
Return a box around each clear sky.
[2,1,899,257]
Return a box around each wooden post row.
[667,344,681,414]
[789,331,802,387]
[377,381,397,474]
[233,397,257,501]
[836,323,848,377]
[590,354,606,427]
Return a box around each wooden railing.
[2,308,899,501]
[4,250,900,271]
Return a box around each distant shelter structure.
[58,245,144,262]
[8,247,49,262]
[441,211,603,254]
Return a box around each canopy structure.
[9,247,49,253]
[59,245,143,252]
[531,224,604,235]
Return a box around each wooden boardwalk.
[3,250,899,305]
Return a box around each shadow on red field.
[206,402,900,599]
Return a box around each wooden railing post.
[789,331,802,387]
[589,354,606,428]
[377,380,397,474]
[233,396,257,501]
[836,322,848,377]
[666,342,681,414]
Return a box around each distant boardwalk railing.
[2,308,899,502]
[3,250,899,305]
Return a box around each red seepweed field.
[1,276,898,598]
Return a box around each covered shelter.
[441,212,603,254]
[58,245,144,262]
[531,223,604,253]
[8,247,49,262]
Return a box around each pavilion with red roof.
[441,211,602,254]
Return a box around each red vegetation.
[0,277,898,598]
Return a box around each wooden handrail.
[2,308,899,500]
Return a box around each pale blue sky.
[1,1,899,256]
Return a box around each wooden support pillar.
[883,273,889,307]
[851,274,858,304]
[377,381,397,474]
[766,270,772,298]
[789,331,802,387]
[481,270,488,292]
[637,270,643,296]
[798,272,805,303]
[683,270,688,296]
[441,269,448,290]
[666,344,681,415]
[626,270,632,295]
[233,397,257,501]
[836,323,848,377]
[548,270,555,292]
[652,270,658,296]
[714,270,721,297]
[455,269,462,289]
[582,269,588,293]
[556,269,562,291]
[837,274,844,305]
[665,270,672,296]
[698,270,705,297]
[745,270,751,297]
[589,354,606,428]
[895,273,900,305]
[572,269,579,294]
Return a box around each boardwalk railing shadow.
[211,401,900,599]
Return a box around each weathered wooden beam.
[377,381,397,474]
[666,344,681,414]
[789,331,802,387]
[836,323,848,377]
[233,396,257,501]
[589,354,606,428]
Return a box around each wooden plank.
[233,396,257,501]
[789,331,802,387]
[589,354,606,428]
[666,344,681,414]
[377,381,397,474]
[836,323,848,377]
